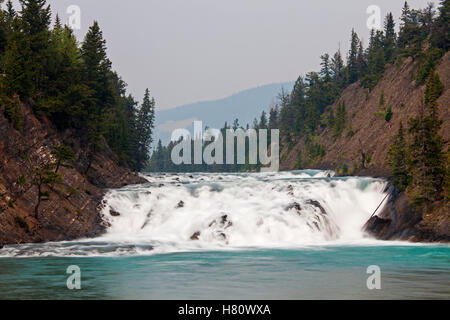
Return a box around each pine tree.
[80,21,113,154]
[81,21,112,107]
[268,105,279,129]
[430,0,449,51]
[51,144,75,173]
[400,1,412,27]
[383,12,396,62]
[388,122,410,191]
[259,110,268,129]
[320,53,332,82]
[331,49,344,83]
[43,19,86,126]
[347,29,359,83]
[135,89,156,170]
[18,0,51,94]
[278,87,293,143]
[408,71,446,205]
[356,40,367,78]
[363,29,386,89]
[332,102,346,138]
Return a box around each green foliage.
[1,95,23,130]
[51,144,75,173]
[306,136,326,161]
[134,89,156,171]
[347,29,360,84]
[342,163,349,176]
[374,92,393,122]
[388,122,411,191]
[15,174,26,185]
[275,1,448,155]
[408,70,447,205]
[385,105,393,122]
[294,151,303,169]
[32,162,62,218]
[387,70,447,206]
[416,47,445,84]
[384,12,397,63]
[0,1,156,173]
[332,103,346,138]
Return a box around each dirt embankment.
[281,53,450,242]
[0,103,145,245]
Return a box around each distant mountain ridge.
[154,81,294,145]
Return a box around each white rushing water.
[99,170,388,249]
[0,170,390,257]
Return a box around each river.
[0,170,448,299]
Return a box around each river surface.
[0,170,448,299]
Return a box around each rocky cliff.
[0,102,145,246]
[280,53,450,242]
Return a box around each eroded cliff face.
[281,53,449,173]
[0,103,145,245]
[364,184,449,242]
[280,53,450,242]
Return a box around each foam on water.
[0,170,393,258]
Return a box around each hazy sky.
[10,0,431,110]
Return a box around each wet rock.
[188,175,194,178]
[158,184,164,187]
[176,200,185,208]
[209,214,233,228]
[286,185,294,195]
[221,215,233,228]
[364,216,391,236]
[109,209,120,217]
[190,231,201,240]
[285,202,302,212]
[306,200,327,215]
[218,232,226,240]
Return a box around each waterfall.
[99,170,388,248]
[0,170,388,257]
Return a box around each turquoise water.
[0,245,449,299]
[0,171,448,299]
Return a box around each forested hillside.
[0,0,155,244]
[271,1,449,241]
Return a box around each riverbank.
[0,102,146,246]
